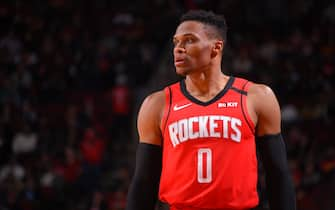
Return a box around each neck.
[185,68,229,98]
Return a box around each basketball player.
[126,10,296,210]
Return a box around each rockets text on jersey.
[168,115,242,147]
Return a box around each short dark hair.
[180,10,227,40]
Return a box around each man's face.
[173,21,216,76]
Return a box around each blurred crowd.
[0,0,334,210]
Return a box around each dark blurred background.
[0,0,334,210]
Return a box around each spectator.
[108,72,132,142]
[0,157,25,182]
[12,123,38,160]
[79,127,106,193]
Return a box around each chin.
[175,67,189,76]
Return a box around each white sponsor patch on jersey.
[218,102,238,108]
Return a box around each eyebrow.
[173,33,197,39]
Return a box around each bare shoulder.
[248,83,278,111]
[139,90,165,120]
[248,83,275,98]
[248,83,281,136]
[142,90,165,106]
[137,90,165,145]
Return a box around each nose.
[174,44,186,54]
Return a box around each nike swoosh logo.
[173,103,192,111]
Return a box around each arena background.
[0,0,334,209]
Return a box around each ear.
[211,40,224,58]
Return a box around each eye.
[185,38,194,44]
[172,39,179,46]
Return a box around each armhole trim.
[231,86,248,95]
[161,86,172,136]
[241,81,256,134]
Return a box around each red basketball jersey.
[159,77,259,210]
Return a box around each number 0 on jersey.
[197,148,212,183]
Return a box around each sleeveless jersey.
[159,77,259,210]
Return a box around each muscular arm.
[126,91,165,210]
[249,84,296,210]
[137,91,165,146]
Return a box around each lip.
[174,58,186,66]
